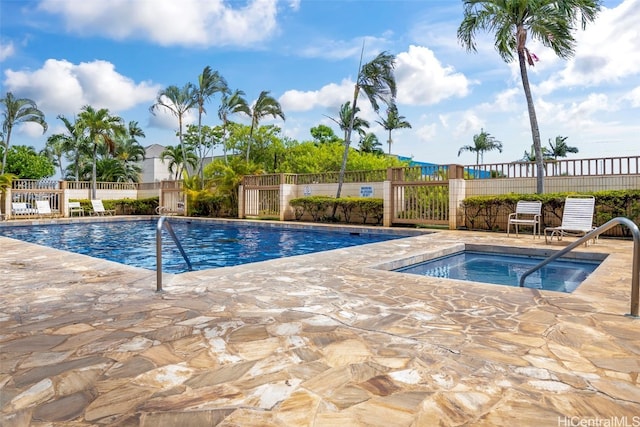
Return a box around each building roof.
[144,144,166,158]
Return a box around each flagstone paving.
[1,221,638,426]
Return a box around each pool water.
[394,251,600,293]
[0,220,412,274]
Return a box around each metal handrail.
[156,216,193,292]
[519,217,639,318]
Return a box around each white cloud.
[37,0,282,47]
[416,123,437,142]
[539,0,640,92]
[538,93,616,131]
[288,0,301,11]
[279,79,352,112]
[282,45,471,113]
[2,59,165,141]
[3,59,160,117]
[453,111,483,137]
[299,35,389,61]
[626,86,640,107]
[0,41,15,61]
[395,45,469,106]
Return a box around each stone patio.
[1,219,638,426]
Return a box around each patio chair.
[507,200,542,238]
[11,202,37,217]
[68,201,84,217]
[545,196,596,245]
[36,200,54,218]
[90,200,116,216]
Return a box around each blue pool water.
[0,220,413,273]
[394,251,600,293]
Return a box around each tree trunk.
[517,49,544,193]
[336,86,360,200]
[197,109,204,189]
[1,126,12,175]
[246,131,253,163]
[91,144,98,200]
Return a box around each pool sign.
[303,185,312,196]
[360,186,374,197]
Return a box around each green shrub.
[71,197,159,215]
[290,196,383,225]
[460,190,640,237]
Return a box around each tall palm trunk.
[197,112,205,187]
[336,86,360,200]
[92,143,98,199]
[517,45,544,193]
[177,117,187,179]
[1,126,12,175]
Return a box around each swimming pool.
[0,219,417,274]
[393,250,602,293]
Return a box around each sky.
[1,0,639,170]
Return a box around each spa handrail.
[156,216,192,292]
[518,217,639,318]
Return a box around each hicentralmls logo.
[558,416,640,427]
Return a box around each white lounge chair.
[36,200,54,218]
[11,202,37,217]
[507,200,542,238]
[545,196,596,245]
[91,200,116,216]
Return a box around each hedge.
[289,196,384,225]
[460,190,640,237]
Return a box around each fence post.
[60,180,69,218]
[383,179,392,227]
[449,164,466,230]
[238,184,245,219]
[4,187,11,220]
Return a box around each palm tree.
[126,120,146,145]
[548,135,578,175]
[521,145,552,162]
[51,115,89,181]
[458,128,503,166]
[358,132,384,154]
[113,122,146,182]
[218,89,250,162]
[43,134,67,178]
[247,91,285,162]
[77,105,126,199]
[458,0,601,193]
[0,92,48,174]
[195,66,227,185]
[160,145,197,180]
[149,83,197,176]
[548,135,578,160]
[328,102,370,143]
[207,156,263,215]
[336,50,396,199]
[376,104,411,154]
[0,172,13,194]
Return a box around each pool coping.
[1,219,639,424]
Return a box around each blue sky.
[1,0,638,169]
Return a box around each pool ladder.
[519,217,639,318]
[156,216,192,292]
